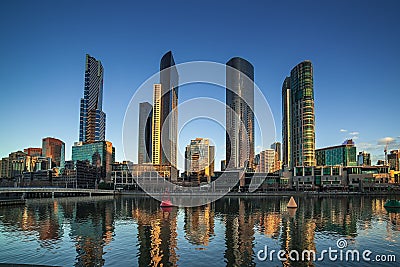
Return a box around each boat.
[384,199,400,212]
[160,199,173,207]
[160,189,174,207]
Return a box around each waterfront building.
[388,150,400,171]
[72,141,115,182]
[292,165,389,191]
[42,137,65,168]
[159,51,179,180]
[257,149,276,173]
[315,139,357,166]
[138,102,153,164]
[24,147,42,157]
[282,61,316,169]
[184,138,215,182]
[79,54,106,143]
[226,57,254,170]
[357,151,371,166]
[282,77,291,169]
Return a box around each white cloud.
[340,129,347,133]
[349,131,359,136]
[352,136,359,140]
[378,137,395,145]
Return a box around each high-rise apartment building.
[42,137,65,168]
[79,54,106,144]
[152,84,162,165]
[226,57,254,170]
[282,61,315,169]
[185,138,215,180]
[257,149,276,173]
[138,102,153,164]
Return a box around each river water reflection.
[0,196,399,266]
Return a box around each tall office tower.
[152,84,162,165]
[282,61,316,168]
[138,102,153,164]
[185,138,215,179]
[282,77,291,169]
[159,51,179,179]
[42,137,65,167]
[270,142,282,161]
[226,57,255,170]
[79,54,106,144]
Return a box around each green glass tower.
[283,61,315,168]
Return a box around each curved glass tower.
[289,60,315,167]
[225,57,255,170]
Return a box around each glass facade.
[316,142,357,166]
[159,51,179,173]
[226,57,254,170]
[290,61,315,167]
[72,141,115,182]
[138,102,153,164]
[79,54,106,143]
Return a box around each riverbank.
[118,190,400,197]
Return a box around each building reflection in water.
[130,198,179,267]
[0,195,399,266]
[184,204,215,247]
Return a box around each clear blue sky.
[1,0,399,170]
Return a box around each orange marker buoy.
[287,196,298,208]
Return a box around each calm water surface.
[0,196,399,266]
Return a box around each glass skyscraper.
[283,61,316,168]
[79,54,106,144]
[138,102,152,164]
[159,51,179,180]
[225,57,254,170]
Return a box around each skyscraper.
[282,61,316,169]
[79,54,106,144]
[282,77,291,169]
[226,57,254,170]
[138,102,153,164]
[152,84,162,165]
[42,137,65,168]
[159,51,179,180]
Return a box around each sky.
[0,0,399,170]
